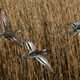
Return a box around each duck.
[0,9,17,41]
[71,21,80,33]
[22,41,53,72]
[0,9,24,46]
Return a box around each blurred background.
[0,0,80,80]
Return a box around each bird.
[22,41,53,72]
[0,9,16,40]
[68,21,80,38]
[0,9,24,46]
[66,21,80,39]
[71,21,80,33]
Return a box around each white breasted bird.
[22,41,53,72]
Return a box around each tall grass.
[0,0,80,80]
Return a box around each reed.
[0,0,80,80]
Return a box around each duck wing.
[35,54,53,72]
[25,41,37,52]
[0,9,13,33]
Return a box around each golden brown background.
[0,0,80,80]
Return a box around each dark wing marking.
[25,41,37,52]
[35,54,53,72]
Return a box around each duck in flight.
[0,9,16,41]
[0,9,24,46]
[71,21,80,33]
[22,41,53,72]
[67,21,80,38]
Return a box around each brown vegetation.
[0,0,80,80]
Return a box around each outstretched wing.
[35,54,53,72]
[0,9,12,33]
[25,41,37,52]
